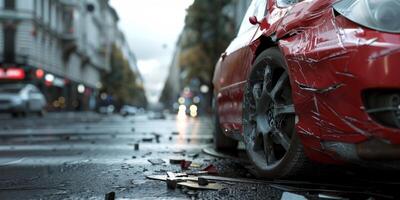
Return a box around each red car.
[213,0,400,178]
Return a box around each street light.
[77,84,85,94]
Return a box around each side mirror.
[249,16,259,25]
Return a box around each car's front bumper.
[279,14,400,164]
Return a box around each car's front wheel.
[243,47,309,179]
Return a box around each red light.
[36,69,44,79]
[0,68,25,80]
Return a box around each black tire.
[213,99,238,151]
[243,47,310,179]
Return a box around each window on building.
[4,0,16,10]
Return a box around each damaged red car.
[213,0,400,178]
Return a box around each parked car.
[120,105,138,116]
[213,0,400,178]
[0,84,46,117]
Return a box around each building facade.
[0,0,139,111]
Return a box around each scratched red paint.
[213,0,400,164]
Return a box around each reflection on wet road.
[0,112,216,199]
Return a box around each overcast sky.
[109,0,194,103]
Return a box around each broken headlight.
[333,0,400,33]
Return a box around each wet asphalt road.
[0,112,282,200]
[0,112,399,200]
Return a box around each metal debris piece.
[172,131,179,135]
[142,152,152,157]
[166,178,178,189]
[198,177,209,186]
[167,172,176,179]
[105,192,115,200]
[318,193,345,200]
[180,160,192,170]
[202,164,218,174]
[281,192,307,200]
[148,159,165,165]
[146,175,197,182]
[178,181,224,190]
[166,172,178,189]
[155,136,160,143]
[187,171,209,176]
[199,175,267,184]
[142,138,153,142]
[190,163,202,168]
[134,143,139,151]
[170,158,185,164]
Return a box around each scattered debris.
[202,164,218,174]
[131,128,135,132]
[154,134,161,143]
[148,159,165,165]
[178,181,223,190]
[170,158,185,164]
[134,143,139,151]
[281,192,307,200]
[155,169,167,173]
[166,178,178,190]
[199,175,267,184]
[318,193,345,200]
[198,177,209,186]
[132,156,136,159]
[180,160,192,170]
[142,152,152,157]
[105,192,115,200]
[189,163,201,168]
[146,174,197,182]
[142,138,153,142]
[187,171,209,176]
[172,131,179,135]
[169,136,173,141]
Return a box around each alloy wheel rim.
[245,64,295,170]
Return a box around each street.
[0,112,276,199]
[0,112,398,200]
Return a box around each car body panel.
[213,0,400,164]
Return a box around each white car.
[0,84,47,117]
[120,105,138,116]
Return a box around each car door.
[217,0,268,133]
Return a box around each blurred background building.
[0,0,145,111]
[160,0,251,115]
